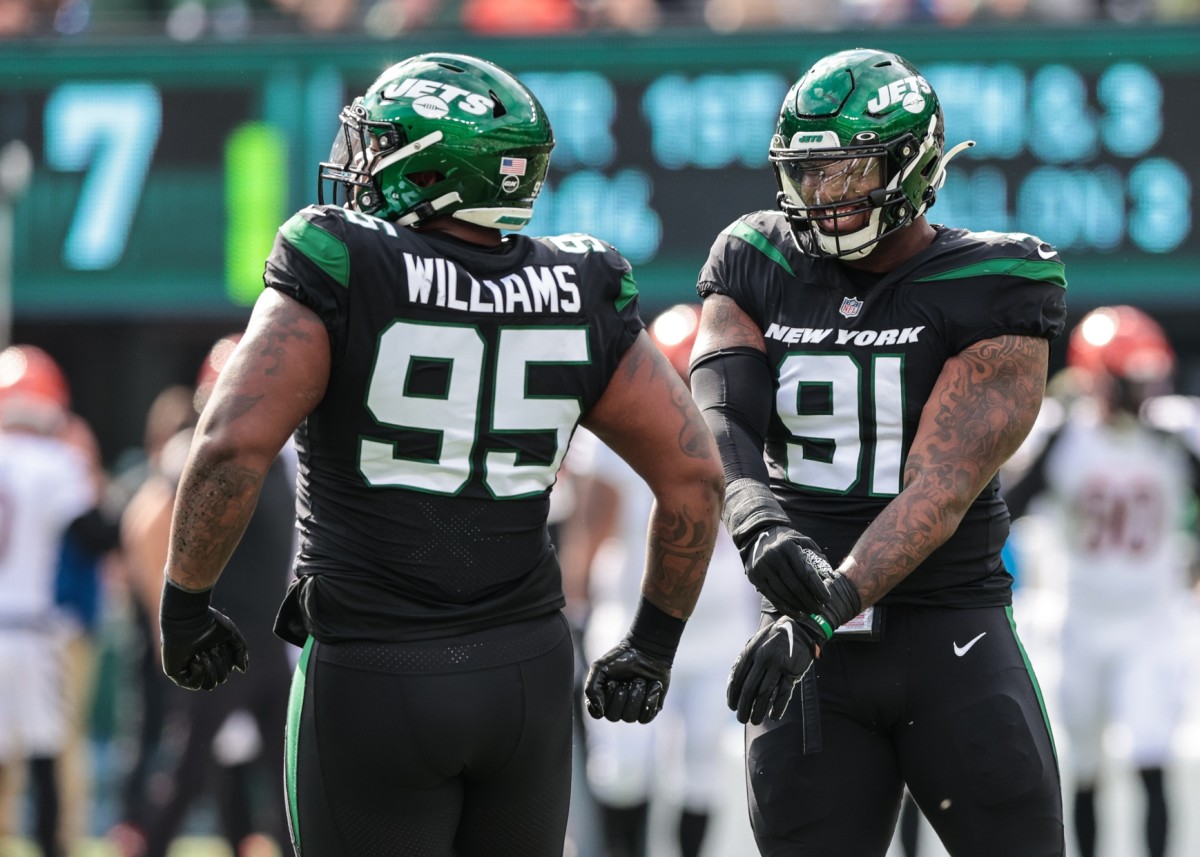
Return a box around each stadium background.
[1,19,1197,467]
[2,8,1200,857]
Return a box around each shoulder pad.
[539,232,617,254]
[278,206,355,288]
[966,229,1061,263]
[718,211,796,276]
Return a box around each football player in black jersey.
[154,53,724,857]
[689,48,1067,856]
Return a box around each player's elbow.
[660,452,726,526]
[187,421,276,482]
[704,456,726,512]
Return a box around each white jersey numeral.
[775,353,905,495]
[359,321,588,498]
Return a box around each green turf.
[0,836,281,857]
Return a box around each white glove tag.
[832,606,880,638]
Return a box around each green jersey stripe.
[724,220,796,277]
[281,213,350,288]
[617,270,639,312]
[914,258,1067,289]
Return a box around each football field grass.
[0,837,278,857]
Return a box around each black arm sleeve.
[691,347,799,546]
[689,347,775,485]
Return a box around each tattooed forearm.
[841,334,1049,607]
[167,454,264,591]
[643,504,714,619]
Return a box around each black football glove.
[160,578,249,691]
[584,640,673,724]
[727,614,824,726]
[739,526,838,618]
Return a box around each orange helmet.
[0,345,70,433]
[0,344,70,408]
[648,304,701,379]
[194,332,243,413]
[1066,305,1174,384]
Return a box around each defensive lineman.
[690,47,1067,856]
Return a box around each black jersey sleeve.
[696,213,791,332]
[916,231,1068,353]
[536,232,645,384]
[598,249,645,379]
[263,205,352,360]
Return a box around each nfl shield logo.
[839,296,863,318]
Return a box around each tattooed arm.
[580,330,722,723]
[580,330,723,620]
[837,334,1050,607]
[166,289,329,592]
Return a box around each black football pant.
[745,604,1064,856]
[285,612,575,857]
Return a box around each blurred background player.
[53,409,121,857]
[0,345,114,857]
[560,304,757,857]
[106,382,199,855]
[1003,305,1200,857]
[116,333,295,857]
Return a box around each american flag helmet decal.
[499,157,527,176]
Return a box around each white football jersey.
[0,432,95,622]
[1037,399,1198,617]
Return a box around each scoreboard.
[2,25,1196,319]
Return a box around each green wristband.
[807,613,835,641]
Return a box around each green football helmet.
[770,48,974,260]
[319,53,554,230]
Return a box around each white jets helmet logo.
[867,75,932,114]
[381,77,493,116]
[412,96,450,119]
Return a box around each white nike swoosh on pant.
[953,631,987,657]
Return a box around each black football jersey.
[265,205,643,642]
[697,211,1067,607]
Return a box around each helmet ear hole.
[407,170,445,189]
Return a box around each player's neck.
[841,217,936,274]
[414,216,503,247]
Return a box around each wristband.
[824,574,862,628]
[723,478,791,548]
[806,613,835,641]
[160,577,214,636]
[627,596,686,665]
